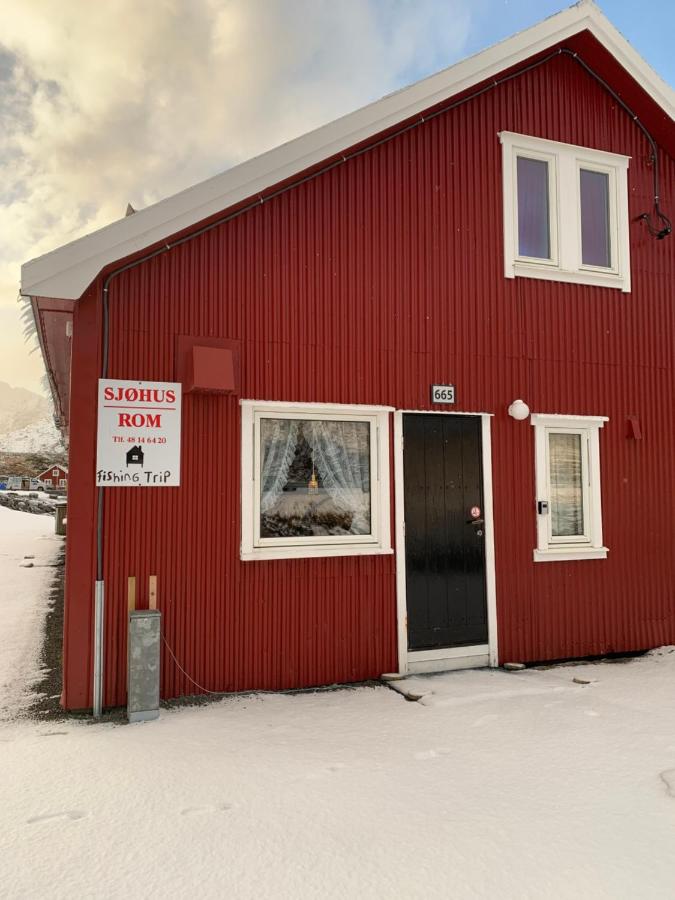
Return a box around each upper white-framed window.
[52,468,59,477]
[531,413,609,562]
[500,132,631,292]
[240,400,393,561]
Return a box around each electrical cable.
[94,44,672,692]
[161,635,221,694]
[565,50,671,239]
[161,634,354,698]
[96,44,672,583]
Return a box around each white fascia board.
[20,0,675,303]
[581,4,675,117]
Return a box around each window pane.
[580,169,611,267]
[517,156,551,259]
[260,418,371,538]
[549,433,584,537]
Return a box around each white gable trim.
[20,1,675,303]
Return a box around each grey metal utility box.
[127,609,161,723]
[54,501,67,536]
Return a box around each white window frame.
[513,147,559,269]
[531,414,609,562]
[240,400,393,561]
[500,132,631,292]
[58,478,66,487]
[576,160,619,275]
[52,468,59,477]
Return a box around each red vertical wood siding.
[62,50,675,708]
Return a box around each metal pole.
[93,580,104,717]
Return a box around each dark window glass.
[549,433,584,537]
[259,419,371,538]
[517,156,551,259]
[580,169,611,267]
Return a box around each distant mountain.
[0,382,64,455]
[0,382,49,432]
[2,418,63,454]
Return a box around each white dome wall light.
[508,399,530,421]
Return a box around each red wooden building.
[21,2,675,711]
[37,464,68,492]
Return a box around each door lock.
[467,506,483,526]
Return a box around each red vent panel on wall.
[176,335,240,394]
[187,346,235,393]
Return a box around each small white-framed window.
[500,132,630,292]
[240,400,393,561]
[58,479,66,487]
[531,414,609,562]
[515,149,559,266]
[52,468,59,477]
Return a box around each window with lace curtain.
[241,402,392,560]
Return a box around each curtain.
[260,420,299,513]
[305,420,371,534]
[549,432,584,537]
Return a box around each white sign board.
[430,384,455,404]
[96,379,182,487]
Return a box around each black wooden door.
[403,414,488,651]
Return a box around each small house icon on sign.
[126,445,144,467]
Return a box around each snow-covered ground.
[0,505,61,721]
[1,489,61,506]
[1,504,675,899]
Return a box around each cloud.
[0,0,473,394]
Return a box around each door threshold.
[407,647,489,674]
[408,644,489,662]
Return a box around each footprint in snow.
[414,748,453,760]
[472,713,499,727]
[27,810,87,825]
[659,770,675,797]
[181,803,232,816]
[306,764,346,780]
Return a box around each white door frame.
[393,410,499,675]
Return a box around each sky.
[1,0,673,396]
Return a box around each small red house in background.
[20,2,675,711]
[37,464,68,492]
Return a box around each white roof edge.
[20,0,675,302]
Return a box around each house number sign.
[96,379,182,486]
[431,384,455,404]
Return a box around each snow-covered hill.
[1,417,63,454]
[0,382,63,454]
[0,382,50,434]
